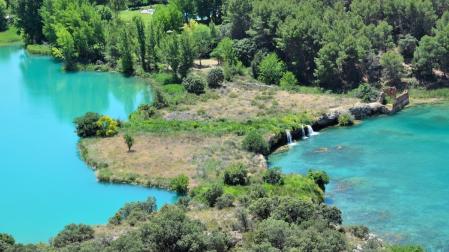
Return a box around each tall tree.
[0,0,7,32]
[133,16,147,71]
[14,0,44,44]
[119,28,135,76]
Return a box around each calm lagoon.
[270,104,449,250]
[0,46,177,243]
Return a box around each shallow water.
[0,46,177,243]
[269,105,449,250]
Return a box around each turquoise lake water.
[0,46,177,243]
[269,105,449,250]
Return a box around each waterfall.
[306,125,319,136]
[301,126,308,139]
[286,130,293,145]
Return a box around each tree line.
[8,0,449,90]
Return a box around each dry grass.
[163,82,359,121]
[81,132,263,188]
[187,207,237,231]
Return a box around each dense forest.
[2,0,449,93]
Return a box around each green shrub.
[0,0,6,32]
[258,53,286,85]
[223,163,249,186]
[242,131,269,155]
[224,61,245,81]
[398,34,418,59]
[249,197,275,220]
[0,233,14,247]
[204,184,224,207]
[307,170,330,192]
[354,83,379,102]
[124,134,134,152]
[251,50,268,79]
[272,197,315,224]
[347,225,369,239]
[388,245,425,252]
[215,194,235,209]
[170,175,189,194]
[74,112,101,138]
[26,44,52,55]
[96,115,119,137]
[182,74,206,95]
[136,104,158,120]
[338,113,354,127]
[263,168,284,185]
[207,68,225,88]
[52,224,94,248]
[109,197,156,226]
[279,71,298,89]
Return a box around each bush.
[223,163,249,186]
[224,61,245,81]
[26,44,52,55]
[257,53,286,85]
[124,134,134,152]
[0,233,14,247]
[251,50,268,79]
[307,170,330,192]
[170,175,189,194]
[182,75,206,95]
[242,131,269,155]
[279,71,298,89]
[263,168,284,185]
[355,83,379,102]
[347,225,369,239]
[233,38,257,66]
[74,112,101,138]
[272,197,315,224]
[52,224,94,248]
[338,113,354,127]
[136,104,158,120]
[96,115,119,137]
[109,197,157,225]
[0,0,6,32]
[398,34,418,59]
[215,194,235,209]
[204,184,224,207]
[207,68,225,88]
[249,197,275,220]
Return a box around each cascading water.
[306,125,319,136]
[301,126,308,139]
[286,130,293,145]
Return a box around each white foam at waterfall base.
[301,126,308,139]
[286,130,293,145]
[307,125,319,136]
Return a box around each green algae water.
[269,105,449,250]
[0,46,177,243]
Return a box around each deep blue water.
[0,46,177,243]
[269,105,449,250]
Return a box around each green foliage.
[279,71,298,89]
[215,194,234,209]
[26,44,52,55]
[109,197,157,225]
[207,68,225,88]
[185,21,212,63]
[133,16,147,71]
[249,197,275,220]
[0,233,15,249]
[170,175,189,194]
[233,38,257,66]
[381,51,405,85]
[387,245,425,252]
[96,116,119,137]
[124,134,134,152]
[74,112,101,138]
[52,224,94,248]
[251,50,268,79]
[354,83,380,102]
[160,32,195,79]
[212,38,237,65]
[347,225,369,239]
[242,131,269,155]
[204,184,224,207]
[307,170,330,192]
[119,27,135,76]
[262,168,284,185]
[223,163,249,186]
[182,74,206,95]
[258,53,286,85]
[41,0,105,65]
[14,0,44,44]
[399,34,418,59]
[0,0,7,32]
[338,113,354,127]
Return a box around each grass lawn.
[0,27,22,46]
[119,9,153,23]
